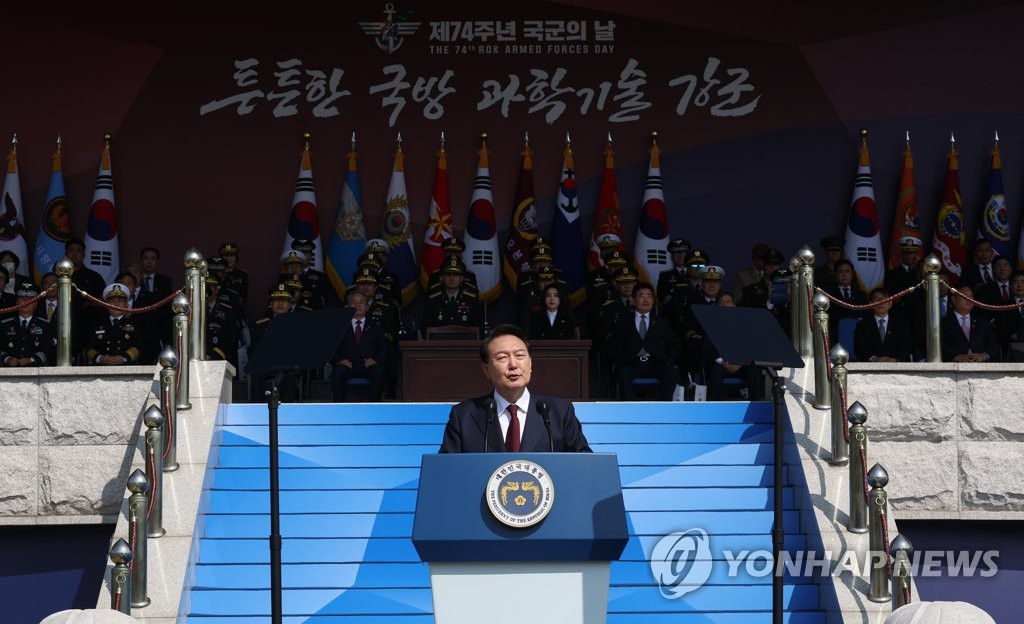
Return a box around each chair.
[837,317,861,361]
[425,325,480,340]
[630,377,661,400]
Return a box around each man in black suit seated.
[995,273,1024,361]
[854,288,912,362]
[330,291,388,402]
[941,286,999,363]
[439,324,591,453]
[826,258,869,344]
[608,281,680,401]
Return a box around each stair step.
[220,423,774,445]
[197,537,421,564]
[187,616,824,624]
[205,486,796,513]
[593,443,773,465]
[609,583,820,611]
[209,464,792,490]
[581,402,774,424]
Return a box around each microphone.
[482,398,497,453]
[537,400,554,452]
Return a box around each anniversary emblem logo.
[486,460,554,527]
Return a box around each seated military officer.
[656,238,692,305]
[289,240,333,309]
[427,236,478,293]
[422,256,482,336]
[85,283,141,366]
[205,275,240,367]
[218,242,249,304]
[364,238,402,308]
[1,282,56,367]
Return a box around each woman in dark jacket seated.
[528,285,576,340]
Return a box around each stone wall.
[845,362,1024,518]
[0,367,156,524]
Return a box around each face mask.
[1,262,14,273]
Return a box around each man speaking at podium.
[439,324,592,453]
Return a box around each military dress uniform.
[85,315,142,364]
[1,315,56,366]
[423,289,482,330]
[207,300,241,366]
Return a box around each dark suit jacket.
[439,393,592,454]
[333,318,388,367]
[607,310,679,368]
[941,313,1000,362]
[853,315,912,362]
[528,309,575,340]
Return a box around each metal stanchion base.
[177,402,192,411]
[812,401,830,409]
[132,598,151,608]
[147,528,166,538]
[868,594,891,604]
[164,462,180,472]
[846,526,869,534]
[828,456,849,467]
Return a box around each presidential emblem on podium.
[486,460,554,527]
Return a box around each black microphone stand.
[755,362,785,624]
[537,400,554,452]
[265,371,286,624]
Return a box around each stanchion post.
[890,534,914,610]
[789,256,801,350]
[126,469,151,608]
[159,348,180,471]
[197,258,209,361]
[797,246,816,357]
[847,401,869,533]
[109,538,133,615]
[173,294,192,411]
[143,406,165,537]
[184,249,204,362]
[867,463,891,603]
[55,257,74,366]
[812,292,831,408]
[829,344,850,466]
[922,254,942,362]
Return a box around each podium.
[413,453,628,624]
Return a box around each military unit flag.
[588,137,625,270]
[33,136,72,283]
[887,137,923,269]
[551,136,586,306]
[325,138,366,299]
[932,137,968,285]
[503,136,540,292]
[380,136,418,305]
[977,134,1011,260]
[420,136,452,289]
[0,135,29,278]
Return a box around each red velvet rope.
[74,283,184,314]
[147,441,158,520]
[162,385,174,462]
[821,327,832,379]
[806,282,815,334]
[903,584,912,604]
[860,445,870,503]
[880,508,892,579]
[815,282,922,312]
[942,279,1024,312]
[0,286,53,315]
[839,385,850,443]
[129,516,138,576]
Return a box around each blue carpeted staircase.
[183,401,823,623]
